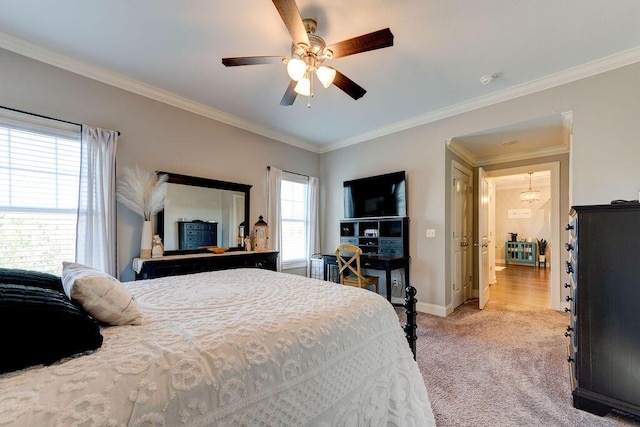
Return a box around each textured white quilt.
[0,269,434,426]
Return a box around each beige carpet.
[403,299,640,426]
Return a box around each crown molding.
[446,136,570,167]
[0,31,322,154]
[325,46,640,153]
[446,138,477,165]
[475,145,570,167]
[1,29,638,155]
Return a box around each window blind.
[0,109,81,275]
[280,173,308,263]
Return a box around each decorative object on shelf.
[151,235,164,258]
[521,172,541,203]
[237,221,245,247]
[116,166,168,259]
[253,215,269,252]
[537,238,547,263]
[244,236,251,252]
[211,247,228,254]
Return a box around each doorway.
[483,162,560,310]
[446,112,572,314]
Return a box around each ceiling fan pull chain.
[307,72,313,108]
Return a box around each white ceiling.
[450,113,570,165]
[1,1,640,154]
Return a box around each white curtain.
[307,176,320,277]
[76,126,118,276]
[267,166,283,272]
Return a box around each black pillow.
[0,283,103,374]
[0,268,65,294]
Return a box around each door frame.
[478,167,491,309]
[483,161,561,311]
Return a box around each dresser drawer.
[178,221,218,249]
[379,238,403,257]
[340,237,358,246]
[379,247,403,257]
[379,238,402,247]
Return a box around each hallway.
[490,264,551,308]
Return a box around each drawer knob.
[566,325,573,332]
[567,356,574,363]
[565,223,574,231]
[565,261,573,274]
[564,332,572,338]
[564,282,571,289]
[565,295,573,302]
[564,307,571,313]
[565,242,574,251]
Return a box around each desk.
[323,254,410,303]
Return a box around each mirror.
[156,172,251,252]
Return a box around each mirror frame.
[156,171,251,253]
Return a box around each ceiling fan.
[222,0,394,107]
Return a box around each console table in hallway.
[504,241,537,267]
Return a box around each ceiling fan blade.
[280,80,298,106]
[272,0,310,47]
[222,56,285,67]
[326,28,394,59]
[332,70,366,100]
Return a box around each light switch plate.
[426,229,436,238]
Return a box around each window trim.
[0,108,82,275]
[280,172,309,267]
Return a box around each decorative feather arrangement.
[116,166,168,221]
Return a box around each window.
[0,110,81,275]
[280,173,309,265]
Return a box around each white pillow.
[61,262,143,326]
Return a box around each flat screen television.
[343,171,407,218]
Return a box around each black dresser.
[178,221,217,249]
[134,251,279,280]
[565,204,640,417]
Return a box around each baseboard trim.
[417,301,447,317]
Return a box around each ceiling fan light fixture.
[287,58,306,81]
[294,77,311,96]
[316,66,336,88]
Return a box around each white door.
[451,164,471,309]
[488,181,497,285]
[478,167,491,309]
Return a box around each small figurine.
[151,234,164,258]
[244,235,251,252]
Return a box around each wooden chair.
[335,243,379,294]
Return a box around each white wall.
[495,185,551,262]
[321,63,640,315]
[0,48,320,281]
[4,46,640,308]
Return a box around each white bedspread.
[0,269,434,426]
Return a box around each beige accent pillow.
[61,262,143,326]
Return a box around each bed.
[0,267,434,426]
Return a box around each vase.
[140,220,152,259]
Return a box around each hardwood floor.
[489,264,551,308]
